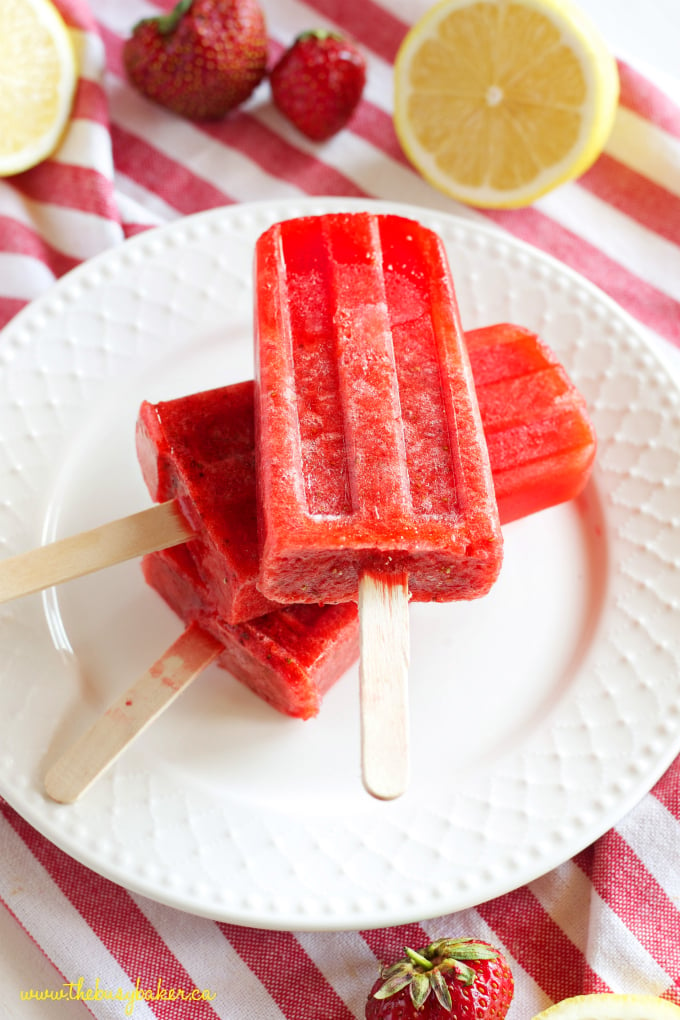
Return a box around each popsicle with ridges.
[254,213,504,607]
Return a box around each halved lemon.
[0,0,78,176]
[393,0,620,208]
[533,995,680,1020]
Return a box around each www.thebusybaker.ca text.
[20,976,217,1015]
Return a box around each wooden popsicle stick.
[358,570,410,801]
[0,499,193,604]
[44,622,222,804]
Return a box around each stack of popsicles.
[135,214,595,801]
[0,212,597,802]
[137,316,597,711]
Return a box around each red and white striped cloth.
[1,0,679,1016]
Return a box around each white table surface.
[1,0,678,1015]
[586,0,679,98]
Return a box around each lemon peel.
[533,994,680,1020]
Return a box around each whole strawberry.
[365,938,514,1020]
[270,30,366,141]
[123,0,267,120]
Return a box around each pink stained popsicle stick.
[44,622,221,804]
[44,545,361,802]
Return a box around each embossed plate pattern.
[0,199,679,930]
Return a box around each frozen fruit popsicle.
[254,212,504,606]
[465,323,597,523]
[141,544,359,720]
[254,211,504,799]
[136,380,277,624]
[44,545,361,803]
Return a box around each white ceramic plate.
[0,198,679,931]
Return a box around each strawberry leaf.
[432,969,454,1010]
[410,973,431,1009]
[157,0,193,34]
[372,968,415,1000]
[435,938,499,960]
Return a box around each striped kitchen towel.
[0,1,679,1017]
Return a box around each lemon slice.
[393,0,620,208]
[533,995,680,1020]
[0,0,78,176]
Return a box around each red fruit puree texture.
[138,322,595,718]
[137,382,277,624]
[466,323,596,523]
[254,212,504,605]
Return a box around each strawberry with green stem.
[270,29,367,141]
[123,0,268,120]
[365,938,514,1019]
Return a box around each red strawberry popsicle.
[469,322,596,523]
[142,544,359,720]
[136,381,277,625]
[254,212,504,606]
